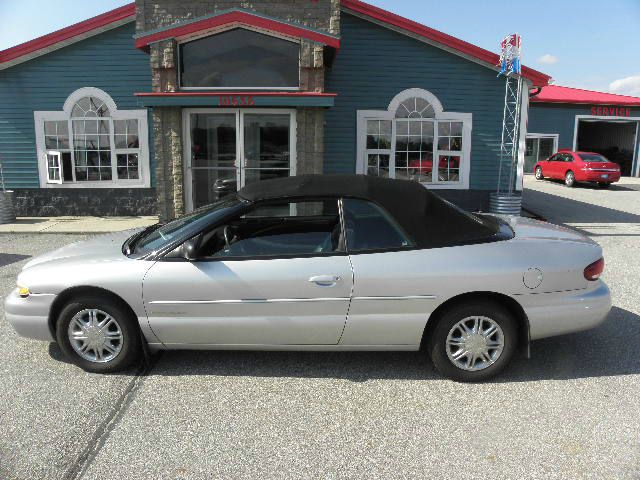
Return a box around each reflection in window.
[365,120,391,177]
[361,90,468,185]
[199,200,342,258]
[180,29,299,88]
[72,118,111,181]
[342,198,412,252]
[525,136,556,173]
[38,91,145,185]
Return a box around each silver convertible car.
[6,175,611,381]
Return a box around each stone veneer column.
[137,0,342,217]
[296,38,328,176]
[150,39,184,221]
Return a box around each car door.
[544,153,561,178]
[339,198,439,346]
[143,199,353,346]
[558,153,573,178]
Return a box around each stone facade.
[13,188,157,217]
[137,0,340,220]
[136,1,340,35]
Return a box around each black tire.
[428,301,518,382]
[56,295,141,373]
[534,166,543,180]
[565,171,575,187]
[598,182,610,189]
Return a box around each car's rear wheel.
[534,166,543,180]
[56,295,141,373]
[565,171,575,187]
[428,301,517,382]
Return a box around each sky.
[1,0,639,96]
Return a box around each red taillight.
[584,258,604,281]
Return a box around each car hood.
[22,229,141,270]
[497,216,596,245]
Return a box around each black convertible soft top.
[238,174,500,248]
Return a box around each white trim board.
[356,88,472,190]
[34,87,150,189]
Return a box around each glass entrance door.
[242,113,291,187]
[189,113,237,209]
[186,109,295,210]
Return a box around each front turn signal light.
[18,286,30,298]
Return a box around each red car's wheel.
[565,171,575,187]
[534,166,543,180]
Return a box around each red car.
[534,150,621,188]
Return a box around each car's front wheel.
[56,295,141,373]
[534,166,543,180]
[565,171,575,187]
[428,301,517,382]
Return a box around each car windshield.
[129,196,243,256]
[579,153,609,162]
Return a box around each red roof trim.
[135,11,340,49]
[135,92,337,97]
[340,0,551,87]
[0,3,135,66]
[530,85,640,106]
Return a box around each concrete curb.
[0,216,158,234]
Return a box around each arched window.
[394,96,436,119]
[34,87,149,188]
[357,88,472,189]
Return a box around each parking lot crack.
[62,359,156,480]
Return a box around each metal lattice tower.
[496,74,523,195]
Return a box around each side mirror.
[181,235,201,261]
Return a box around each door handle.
[308,275,342,286]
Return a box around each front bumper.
[521,281,612,340]
[4,288,56,341]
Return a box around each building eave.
[134,8,341,50]
[0,3,136,71]
[340,0,551,87]
[530,85,640,107]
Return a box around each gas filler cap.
[523,268,543,289]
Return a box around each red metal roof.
[531,85,640,106]
[0,4,135,68]
[340,0,551,87]
[0,0,551,88]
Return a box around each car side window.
[548,154,561,162]
[197,199,342,258]
[563,153,574,162]
[342,198,413,252]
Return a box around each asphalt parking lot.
[1,179,639,479]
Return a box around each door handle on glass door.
[308,275,341,286]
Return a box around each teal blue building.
[0,1,551,217]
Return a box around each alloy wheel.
[67,308,124,363]
[445,316,505,371]
[565,171,575,187]
[535,167,543,180]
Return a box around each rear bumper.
[4,288,55,341]
[520,281,612,340]
[578,171,621,183]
